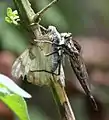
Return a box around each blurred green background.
[0,0,109,120]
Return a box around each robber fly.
[34,26,98,110]
[60,33,98,111]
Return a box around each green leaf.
[5,7,20,25]
[0,74,31,98]
[0,87,11,95]
[7,7,13,17]
[5,16,12,23]
[0,94,30,120]
[0,74,31,120]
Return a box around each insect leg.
[30,69,58,76]
[45,49,60,56]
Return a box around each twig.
[50,77,76,120]
[33,0,59,22]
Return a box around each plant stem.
[50,77,76,120]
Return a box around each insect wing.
[27,43,52,85]
[12,49,31,79]
[12,39,53,85]
[69,54,90,92]
[69,52,98,110]
[72,39,81,53]
[67,37,90,93]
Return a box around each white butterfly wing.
[12,49,31,79]
[27,43,52,85]
[12,42,52,86]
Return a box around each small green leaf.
[5,7,20,25]
[7,7,13,17]
[0,88,11,95]
[0,74,31,120]
[0,94,30,120]
[5,17,12,23]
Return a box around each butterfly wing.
[12,48,31,79]
[12,39,53,86]
[27,43,52,85]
